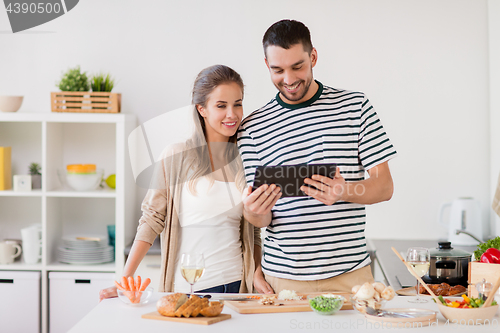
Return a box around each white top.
[174,177,243,292]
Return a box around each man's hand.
[242,184,281,227]
[301,162,394,205]
[300,167,345,205]
[253,266,274,294]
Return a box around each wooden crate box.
[51,92,121,113]
[468,261,500,298]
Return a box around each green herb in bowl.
[307,294,345,315]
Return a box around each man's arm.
[300,161,394,205]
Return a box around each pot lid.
[429,242,471,258]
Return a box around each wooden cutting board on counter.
[225,292,352,314]
[141,312,231,325]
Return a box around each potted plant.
[29,162,41,189]
[56,66,90,92]
[90,73,115,92]
[51,66,121,113]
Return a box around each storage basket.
[51,91,121,113]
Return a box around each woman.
[99,65,277,300]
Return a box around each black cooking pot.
[421,242,471,288]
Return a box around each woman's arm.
[98,240,152,301]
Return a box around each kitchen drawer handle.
[0,279,14,284]
[75,279,91,284]
[146,264,161,268]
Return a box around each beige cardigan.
[134,143,261,293]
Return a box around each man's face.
[265,43,317,104]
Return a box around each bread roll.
[199,301,224,317]
[157,293,188,317]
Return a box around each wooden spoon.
[391,247,441,304]
[483,275,500,308]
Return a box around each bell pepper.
[450,301,461,308]
[482,248,500,263]
[462,294,471,304]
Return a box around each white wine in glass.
[406,247,430,303]
[180,253,205,294]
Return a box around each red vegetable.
[485,248,500,263]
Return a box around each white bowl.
[437,303,499,324]
[0,96,24,112]
[58,169,104,191]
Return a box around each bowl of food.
[307,294,345,315]
[350,282,395,314]
[58,165,103,191]
[117,287,153,306]
[350,295,387,314]
[0,95,24,112]
[436,296,499,324]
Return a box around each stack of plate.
[57,235,114,265]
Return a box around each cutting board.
[141,312,231,325]
[224,292,352,314]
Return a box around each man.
[239,19,397,294]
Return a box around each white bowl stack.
[57,235,114,265]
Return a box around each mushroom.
[372,282,386,294]
[354,282,375,300]
[381,286,395,300]
[351,284,361,294]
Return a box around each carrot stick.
[114,281,126,291]
[121,276,130,290]
[139,278,151,291]
[136,276,141,292]
[128,276,136,292]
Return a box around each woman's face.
[197,82,243,142]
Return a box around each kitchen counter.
[69,292,499,332]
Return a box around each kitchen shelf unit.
[0,112,137,333]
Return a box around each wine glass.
[180,253,205,294]
[406,247,430,303]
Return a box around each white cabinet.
[0,270,41,333]
[49,272,114,333]
[0,112,136,333]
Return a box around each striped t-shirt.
[237,81,397,280]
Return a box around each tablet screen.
[253,164,337,197]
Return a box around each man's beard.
[278,77,313,103]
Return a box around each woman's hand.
[253,266,274,294]
[242,185,281,227]
[99,285,118,302]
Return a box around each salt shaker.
[475,278,492,301]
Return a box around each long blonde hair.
[183,65,246,195]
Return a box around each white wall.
[0,0,495,240]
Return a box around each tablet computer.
[253,164,337,197]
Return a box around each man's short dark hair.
[262,19,313,57]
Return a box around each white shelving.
[0,112,136,333]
